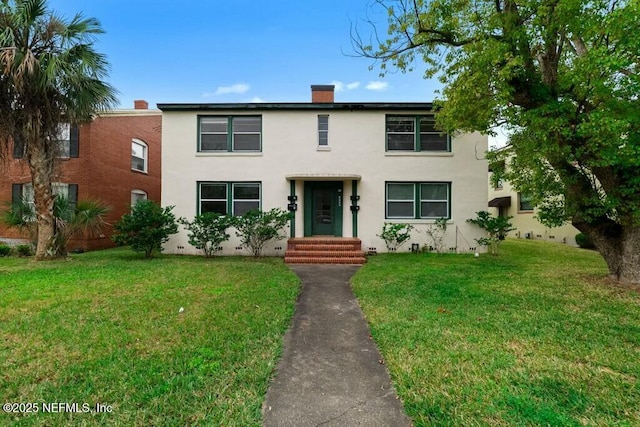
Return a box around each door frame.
[303,181,343,237]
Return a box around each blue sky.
[47,0,443,108]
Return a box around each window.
[132,139,148,172]
[13,124,79,159]
[199,182,261,215]
[199,116,261,152]
[318,115,329,146]
[12,182,77,218]
[519,193,534,211]
[386,115,449,152]
[386,182,451,219]
[131,189,147,206]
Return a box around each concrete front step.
[285,237,366,265]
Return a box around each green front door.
[304,182,343,236]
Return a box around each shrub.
[232,208,291,257]
[112,200,178,258]
[421,217,448,253]
[575,233,596,249]
[179,213,232,257]
[15,244,33,257]
[0,244,11,257]
[378,223,414,251]
[467,211,514,255]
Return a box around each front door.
[304,182,343,236]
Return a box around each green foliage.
[179,213,232,257]
[15,244,33,257]
[422,217,448,253]
[358,0,640,281]
[377,222,414,251]
[467,211,514,255]
[575,233,595,250]
[112,200,178,258]
[0,244,11,256]
[1,196,109,257]
[0,0,117,259]
[232,208,291,257]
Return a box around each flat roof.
[157,102,435,112]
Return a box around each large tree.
[0,0,116,259]
[354,0,640,283]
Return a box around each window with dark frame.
[386,182,451,219]
[199,182,261,216]
[199,116,261,152]
[519,193,534,211]
[386,115,449,152]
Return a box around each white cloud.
[249,96,266,103]
[331,80,360,92]
[365,81,389,91]
[214,83,250,95]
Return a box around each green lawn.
[352,239,640,426]
[0,248,300,426]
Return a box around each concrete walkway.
[263,265,411,426]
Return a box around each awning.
[285,173,362,181]
[488,197,511,207]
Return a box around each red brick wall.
[0,111,162,251]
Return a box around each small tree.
[232,208,291,257]
[422,217,448,254]
[179,213,232,257]
[378,222,413,252]
[112,200,178,258]
[2,195,109,256]
[467,211,514,256]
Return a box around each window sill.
[385,152,453,157]
[131,168,148,175]
[196,152,263,157]
[316,146,331,151]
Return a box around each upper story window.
[13,124,79,159]
[131,139,148,172]
[386,115,450,152]
[199,116,262,152]
[386,182,451,219]
[199,182,261,216]
[318,115,329,146]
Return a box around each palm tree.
[2,195,110,256]
[0,0,117,259]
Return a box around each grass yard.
[352,239,640,426]
[0,248,300,426]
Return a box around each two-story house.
[159,85,488,262]
[0,101,162,251]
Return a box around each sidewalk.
[263,265,411,426]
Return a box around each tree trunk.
[27,142,57,260]
[575,221,640,284]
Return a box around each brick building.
[0,101,161,251]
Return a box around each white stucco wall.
[161,107,489,255]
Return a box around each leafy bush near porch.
[232,208,291,257]
[377,222,414,251]
[0,244,11,256]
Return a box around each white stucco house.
[159,85,488,262]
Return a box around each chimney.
[134,100,149,109]
[311,85,335,103]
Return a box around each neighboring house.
[0,101,162,251]
[488,157,580,246]
[159,85,488,262]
